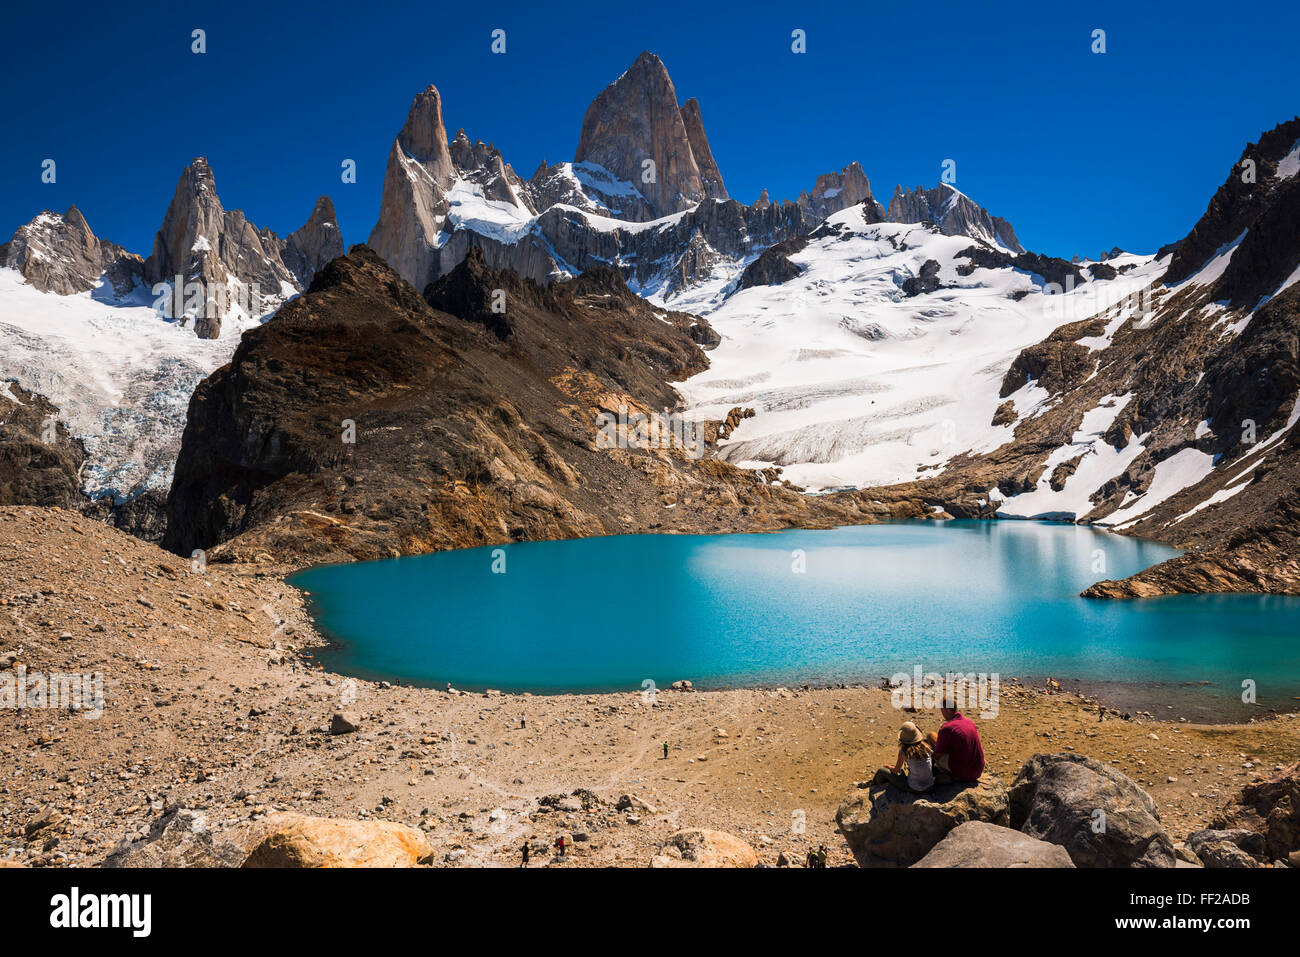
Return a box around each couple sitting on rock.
[871,704,986,793]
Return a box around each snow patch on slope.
[0,267,254,501]
[678,211,1161,490]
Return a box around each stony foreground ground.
[2,505,1297,867]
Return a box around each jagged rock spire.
[284,196,345,288]
[679,97,727,202]
[368,85,458,289]
[574,51,708,219]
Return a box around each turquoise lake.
[290,522,1300,711]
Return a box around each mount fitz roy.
[3,51,1300,599]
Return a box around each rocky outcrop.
[913,821,1074,868]
[283,195,345,289]
[0,207,141,296]
[1210,761,1299,860]
[901,258,942,297]
[163,246,879,564]
[999,339,1094,398]
[956,245,1086,290]
[836,774,1009,867]
[242,813,433,867]
[1009,753,1176,868]
[0,383,85,509]
[739,236,810,289]
[574,52,706,220]
[649,828,757,868]
[1162,116,1300,285]
[885,183,1024,253]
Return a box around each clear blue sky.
[3,0,1297,261]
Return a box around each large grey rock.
[836,774,1009,868]
[1009,753,1177,868]
[1186,828,1265,868]
[1210,760,1300,861]
[913,821,1074,868]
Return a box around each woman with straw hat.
[869,721,934,792]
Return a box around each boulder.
[836,774,1009,868]
[616,794,658,814]
[104,807,247,868]
[1186,828,1266,868]
[242,813,433,868]
[24,806,66,839]
[1211,761,1300,861]
[1009,753,1176,868]
[913,822,1074,868]
[330,711,361,734]
[649,829,757,868]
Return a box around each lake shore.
[3,505,1297,867]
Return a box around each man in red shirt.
[927,703,986,784]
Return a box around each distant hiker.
[555,835,566,857]
[816,844,828,868]
[805,848,818,868]
[521,842,530,866]
[869,721,933,792]
[926,702,986,784]
[520,716,526,730]
[663,741,669,759]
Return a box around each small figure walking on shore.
[662,741,669,759]
[555,835,566,857]
[521,841,530,867]
[521,715,526,730]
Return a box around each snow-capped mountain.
[0,206,143,297]
[366,52,877,298]
[0,165,343,515]
[677,205,1155,490]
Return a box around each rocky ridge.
[162,245,908,565]
[0,207,142,297]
